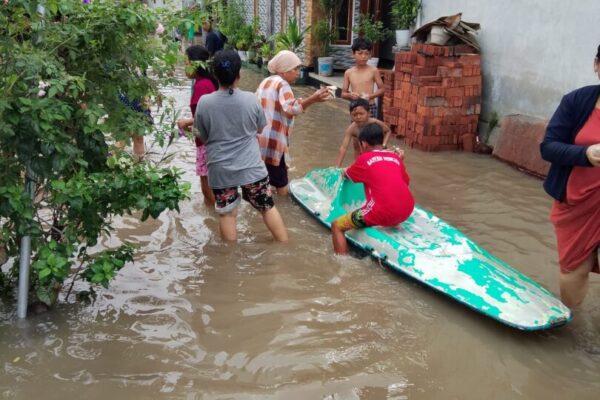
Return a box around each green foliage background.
[0,0,193,306]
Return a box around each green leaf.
[38,268,52,280]
[90,273,104,284]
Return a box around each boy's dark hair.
[596,44,600,59]
[358,123,384,146]
[185,45,218,88]
[349,98,370,112]
[213,49,241,87]
[351,37,373,53]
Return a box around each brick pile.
[382,43,482,151]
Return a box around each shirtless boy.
[335,98,391,167]
[341,37,385,118]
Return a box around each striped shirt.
[256,75,304,166]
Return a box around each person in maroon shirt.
[543,44,600,309]
[177,45,218,207]
[332,123,414,254]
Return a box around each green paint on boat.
[290,168,572,331]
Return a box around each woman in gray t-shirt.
[194,50,288,242]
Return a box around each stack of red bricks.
[382,43,482,151]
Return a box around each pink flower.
[155,23,165,36]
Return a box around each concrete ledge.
[492,114,550,177]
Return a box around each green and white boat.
[289,167,572,331]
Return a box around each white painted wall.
[420,0,600,119]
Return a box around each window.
[333,0,352,44]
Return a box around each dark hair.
[351,37,373,53]
[597,44,600,59]
[358,123,384,146]
[212,49,241,89]
[185,45,218,88]
[349,98,370,112]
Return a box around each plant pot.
[247,49,256,63]
[395,29,410,47]
[429,25,450,46]
[366,57,379,67]
[318,56,333,76]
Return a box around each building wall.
[329,0,361,69]
[420,0,600,119]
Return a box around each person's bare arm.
[299,87,330,110]
[374,119,392,147]
[369,68,385,100]
[341,70,359,101]
[335,125,355,167]
[177,117,194,131]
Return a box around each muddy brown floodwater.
[1,69,599,399]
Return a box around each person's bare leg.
[559,251,596,309]
[218,209,238,241]
[331,221,349,254]
[275,185,289,196]
[261,207,288,241]
[200,176,215,208]
[132,134,145,159]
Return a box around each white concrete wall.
[420,0,600,119]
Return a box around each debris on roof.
[412,13,481,52]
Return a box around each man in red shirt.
[332,123,414,254]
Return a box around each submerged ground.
[0,68,598,399]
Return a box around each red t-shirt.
[345,150,414,226]
[191,77,216,147]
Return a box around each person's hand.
[392,146,405,160]
[586,144,600,166]
[176,118,189,130]
[313,87,330,102]
[349,92,360,100]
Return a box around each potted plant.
[390,0,420,47]
[275,16,311,83]
[353,14,392,67]
[274,16,310,54]
[312,20,336,76]
[259,42,274,76]
[314,0,343,76]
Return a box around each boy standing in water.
[335,98,392,167]
[341,38,385,118]
[332,123,414,254]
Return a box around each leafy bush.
[0,1,190,306]
[354,14,392,44]
[275,16,310,54]
[390,0,421,30]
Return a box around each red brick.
[455,45,477,55]
[459,54,481,65]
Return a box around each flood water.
[1,69,599,399]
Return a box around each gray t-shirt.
[194,89,268,189]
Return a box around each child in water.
[193,50,288,241]
[332,123,414,254]
[335,98,392,167]
[176,45,218,207]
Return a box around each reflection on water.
[1,69,599,399]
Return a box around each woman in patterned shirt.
[256,50,331,195]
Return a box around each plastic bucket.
[395,29,410,47]
[318,57,333,76]
[366,58,379,67]
[429,26,449,46]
